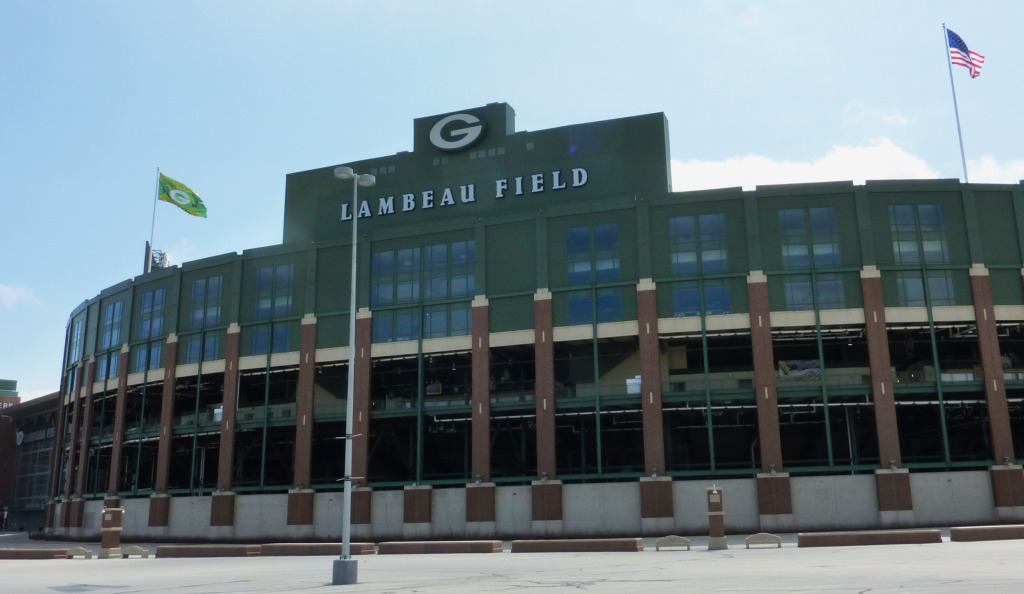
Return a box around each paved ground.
[2,531,1023,593]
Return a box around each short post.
[98,507,124,559]
[707,486,727,550]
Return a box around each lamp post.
[332,166,375,585]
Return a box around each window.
[568,288,623,325]
[190,276,222,329]
[100,302,123,350]
[670,213,727,275]
[783,274,846,311]
[567,224,620,285]
[672,280,732,317]
[255,264,294,319]
[138,289,165,340]
[133,342,163,372]
[185,334,220,364]
[69,319,84,364]
[251,326,290,355]
[779,207,840,269]
[896,271,955,307]
[889,204,949,265]
[369,240,475,342]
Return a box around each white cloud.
[0,284,36,309]
[672,139,940,192]
[967,156,1024,185]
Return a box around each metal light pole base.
[332,558,358,585]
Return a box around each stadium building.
[48,104,1024,540]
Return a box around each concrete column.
[212,324,241,527]
[971,265,1024,507]
[351,309,373,491]
[470,296,491,484]
[747,272,791,518]
[288,315,317,526]
[105,345,131,505]
[46,369,71,529]
[150,333,178,527]
[636,279,666,477]
[533,289,556,481]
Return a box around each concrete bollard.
[707,486,727,550]
[98,507,125,559]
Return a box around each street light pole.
[333,166,375,585]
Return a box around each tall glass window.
[566,224,622,325]
[252,264,294,355]
[100,302,123,350]
[69,319,84,364]
[779,207,840,269]
[670,213,727,274]
[370,241,474,342]
[190,276,222,329]
[138,289,165,340]
[889,204,950,265]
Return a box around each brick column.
[212,324,241,526]
[288,315,317,525]
[971,265,1024,507]
[105,345,131,506]
[747,272,791,517]
[861,266,913,513]
[150,333,178,527]
[61,364,83,528]
[351,308,373,523]
[532,289,561,522]
[69,358,97,528]
[637,279,672,522]
[467,296,495,524]
[46,369,70,529]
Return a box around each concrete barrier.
[798,530,942,547]
[260,543,376,556]
[511,538,643,553]
[155,545,261,558]
[377,541,502,554]
[950,525,1024,542]
[0,549,68,559]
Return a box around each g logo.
[169,190,192,205]
[429,113,485,152]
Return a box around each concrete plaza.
[1,531,1022,593]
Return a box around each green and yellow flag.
[158,173,207,218]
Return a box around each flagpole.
[147,167,161,274]
[943,23,970,183]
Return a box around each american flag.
[947,28,984,78]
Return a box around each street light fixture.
[332,165,375,585]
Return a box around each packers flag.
[158,173,207,218]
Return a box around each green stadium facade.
[48,103,1024,540]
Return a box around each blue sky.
[2,1,1022,400]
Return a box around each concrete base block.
[97,548,121,559]
[876,469,913,512]
[531,480,563,521]
[641,517,675,536]
[639,477,674,519]
[210,492,235,527]
[465,521,496,539]
[879,510,915,528]
[287,489,315,525]
[332,558,358,585]
[759,513,794,533]
[404,485,432,524]
[531,519,564,537]
[466,483,496,523]
[707,536,728,550]
[148,494,170,527]
[994,506,1024,522]
[756,473,792,515]
[990,465,1024,507]
[402,522,431,540]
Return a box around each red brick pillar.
[467,296,495,523]
[69,357,97,528]
[350,309,373,524]
[971,265,1024,507]
[861,266,912,513]
[105,346,131,507]
[532,289,561,522]
[62,362,84,528]
[637,279,672,522]
[150,333,178,527]
[288,315,317,525]
[212,324,241,527]
[748,272,791,517]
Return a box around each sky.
[2,1,1022,401]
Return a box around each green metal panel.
[489,295,534,333]
[315,313,350,348]
[975,190,1021,266]
[485,221,535,294]
[990,269,1024,305]
[314,245,352,315]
